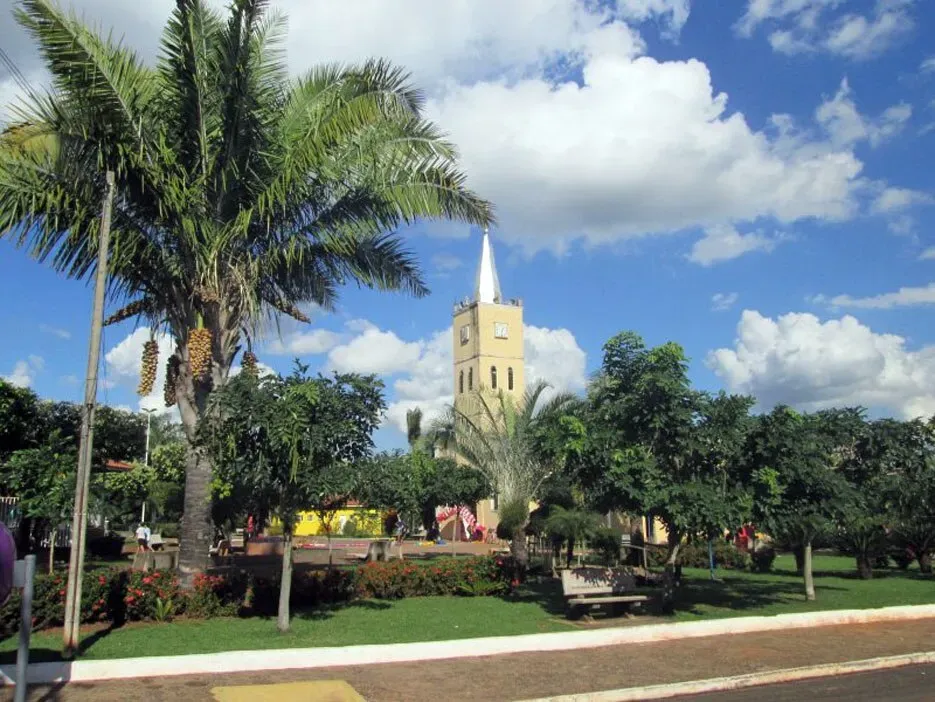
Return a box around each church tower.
[452,229,524,410]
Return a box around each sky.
[2,0,935,449]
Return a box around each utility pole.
[141,408,157,524]
[63,171,115,657]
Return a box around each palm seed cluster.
[188,328,212,381]
[137,340,159,396]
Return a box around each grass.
[2,553,931,662]
[672,553,935,621]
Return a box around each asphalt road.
[681,664,935,701]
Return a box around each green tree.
[2,436,76,573]
[0,0,491,584]
[577,332,754,568]
[544,506,601,566]
[360,450,489,533]
[863,418,935,574]
[432,381,575,568]
[203,365,383,631]
[745,406,855,600]
[0,380,41,462]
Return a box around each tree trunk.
[48,528,56,575]
[793,544,805,575]
[856,553,873,580]
[509,524,528,584]
[919,551,932,575]
[804,540,815,601]
[565,537,575,567]
[277,528,294,633]
[177,445,213,589]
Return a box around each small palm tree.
[545,506,601,567]
[406,407,423,450]
[432,380,575,567]
[0,0,491,583]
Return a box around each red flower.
[98,576,107,585]
[142,577,153,585]
[58,589,65,596]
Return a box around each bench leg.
[566,603,588,620]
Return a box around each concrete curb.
[514,650,935,701]
[2,604,934,686]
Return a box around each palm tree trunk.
[277,527,294,633]
[177,444,213,588]
[510,524,528,582]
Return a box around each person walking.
[135,523,148,553]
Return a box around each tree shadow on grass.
[0,621,122,665]
[292,598,393,622]
[499,577,567,616]
[672,575,847,618]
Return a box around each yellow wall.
[270,508,384,537]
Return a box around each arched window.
[508,367,514,391]
[468,367,473,391]
[491,366,498,390]
[459,370,464,394]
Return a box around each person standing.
[135,523,148,553]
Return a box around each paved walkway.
[3,619,934,701]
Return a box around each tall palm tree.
[0,0,491,584]
[432,381,575,567]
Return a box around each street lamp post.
[141,408,157,524]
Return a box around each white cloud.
[38,324,71,340]
[688,225,782,266]
[712,292,740,311]
[737,0,916,60]
[870,187,932,214]
[265,329,342,356]
[922,57,935,73]
[815,79,911,149]
[919,247,935,260]
[432,253,464,273]
[708,309,935,419]
[2,356,43,388]
[327,326,423,375]
[819,282,935,310]
[331,321,587,434]
[104,327,176,415]
[430,50,870,253]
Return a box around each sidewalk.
[3,619,934,701]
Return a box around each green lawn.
[2,553,931,662]
[672,553,935,621]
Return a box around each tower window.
[491,366,498,390]
[459,370,464,394]
[494,322,508,339]
[508,367,514,391]
[468,367,473,390]
[460,325,470,345]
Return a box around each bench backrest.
[561,567,636,597]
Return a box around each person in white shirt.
[135,523,148,553]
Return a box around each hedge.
[0,556,514,639]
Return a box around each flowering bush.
[123,570,181,621]
[0,556,514,640]
[187,572,245,618]
[355,556,511,599]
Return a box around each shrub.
[87,532,126,560]
[750,546,777,573]
[678,540,752,571]
[155,522,180,539]
[356,556,510,599]
[187,572,245,618]
[123,570,181,621]
[496,499,529,540]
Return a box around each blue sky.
[2,0,935,449]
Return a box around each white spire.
[475,227,502,304]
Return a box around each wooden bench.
[560,566,651,619]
